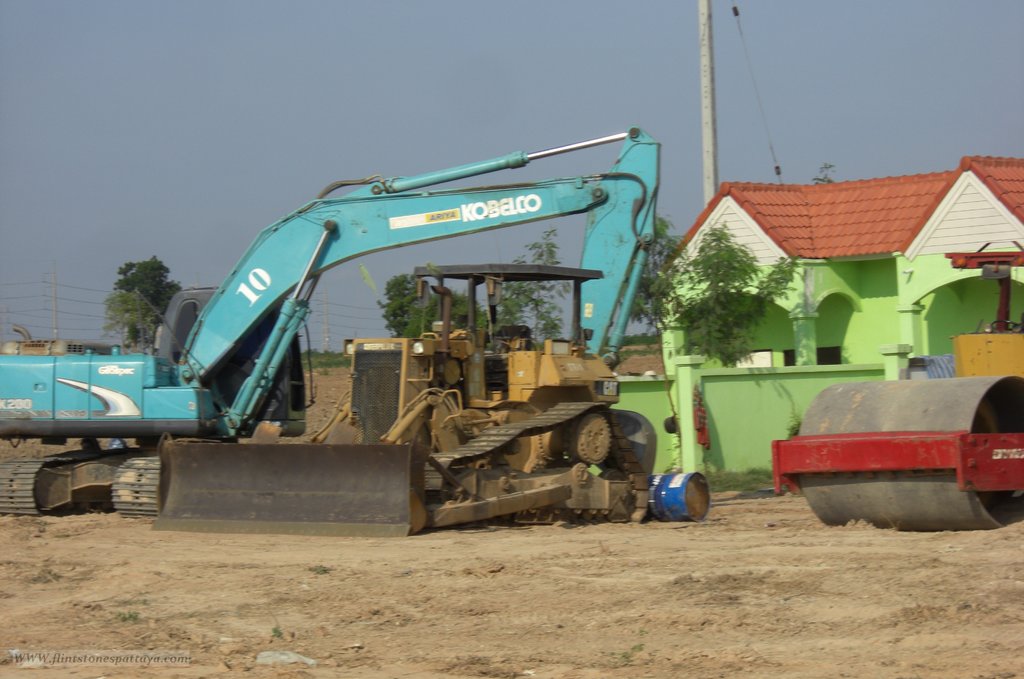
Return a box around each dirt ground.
[1,370,1022,679]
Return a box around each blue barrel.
[648,473,710,522]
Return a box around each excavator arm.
[184,128,660,436]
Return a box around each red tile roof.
[963,156,1024,225]
[684,156,1024,259]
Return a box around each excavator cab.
[156,288,307,437]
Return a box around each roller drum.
[800,376,1024,436]
[796,376,1024,531]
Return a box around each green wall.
[615,376,678,472]
[698,365,883,470]
[618,365,885,472]
[645,251,1024,473]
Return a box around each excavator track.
[112,456,161,518]
[0,449,122,515]
[0,460,46,515]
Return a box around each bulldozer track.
[0,460,45,515]
[446,402,600,463]
[430,402,649,522]
[607,414,650,522]
[512,413,650,524]
[112,456,160,518]
[430,402,600,474]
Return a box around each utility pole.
[321,290,330,352]
[699,0,719,205]
[50,264,59,339]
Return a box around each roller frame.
[773,430,1024,495]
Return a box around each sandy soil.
[1,370,1022,679]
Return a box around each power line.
[322,299,380,312]
[309,309,383,322]
[731,3,783,182]
[55,296,107,305]
[7,321,105,333]
[0,280,110,293]
[0,282,37,288]
[58,283,112,293]
[53,309,107,319]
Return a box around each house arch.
[918,276,1024,355]
[813,293,856,364]
[812,288,862,314]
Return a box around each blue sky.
[1,0,1022,345]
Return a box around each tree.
[104,257,181,351]
[497,227,567,339]
[380,274,424,337]
[378,229,569,340]
[378,272,478,338]
[630,216,681,333]
[813,162,836,184]
[660,226,795,367]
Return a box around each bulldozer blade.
[154,441,426,537]
[800,473,1003,531]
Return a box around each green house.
[618,156,1024,473]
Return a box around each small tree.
[379,229,567,340]
[104,257,181,351]
[380,273,425,337]
[813,162,836,184]
[630,216,680,333]
[660,226,795,366]
[378,272,478,338]
[497,227,567,339]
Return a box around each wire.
[56,296,107,305]
[54,310,107,319]
[731,3,783,182]
[321,300,381,312]
[0,280,110,293]
[5,307,107,319]
[58,283,111,293]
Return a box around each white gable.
[905,172,1024,260]
[687,196,788,265]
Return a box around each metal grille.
[351,349,403,444]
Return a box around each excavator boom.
[183,128,659,437]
